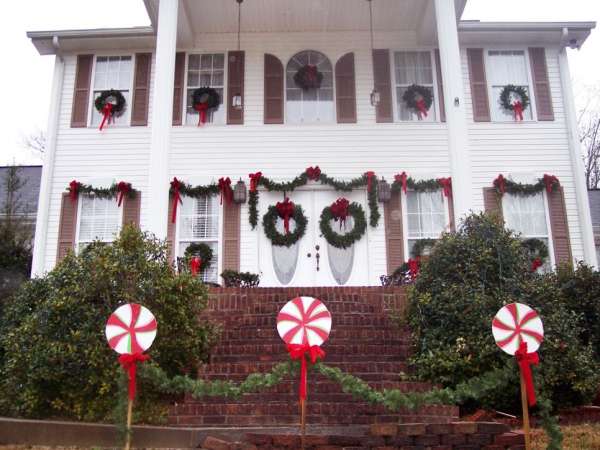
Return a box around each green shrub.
[0,225,218,422]
[408,213,599,412]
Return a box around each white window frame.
[401,189,451,260]
[390,49,440,123]
[483,47,538,122]
[88,53,135,128]
[182,52,228,127]
[75,194,123,253]
[174,194,224,283]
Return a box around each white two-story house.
[28,0,596,287]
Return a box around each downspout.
[558,27,597,267]
[31,36,64,277]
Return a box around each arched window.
[286,50,334,124]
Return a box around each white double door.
[258,188,369,287]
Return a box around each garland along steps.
[167,287,459,426]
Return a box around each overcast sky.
[0,0,599,165]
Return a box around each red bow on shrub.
[99,103,113,131]
[395,172,408,194]
[287,343,325,400]
[69,180,80,203]
[118,352,150,400]
[116,181,131,207]
[513,101,524,121]
[408,258,420,280]
[190,256,202,276]
[170,178,183,223]
[276,197,295,234]
[515,342,539,406]
[249,172,262,193]
[437,177,452,198]
[306,166,321,181]
[416,99,428,120]
[494,174,507,195]
[330,198,350,228]
[218,177,233,205]
[542,174,559,194]
[365,171,376,192]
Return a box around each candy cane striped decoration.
[492,303,544,356]
[277,297,332,346]
[105,303,157,355]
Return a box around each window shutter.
[227,51,245,125]
[384,191,404,272]
[222,202,241,271]
[335,52,357,123]
[71,54,94,128]
[122,192,141,227]
[529,48,555,121]
[548,186,572,264]
[167,196,176,261]
[467,49,491,122]
[172,52,186,126]
[264,54,284,124]
[130,53,152,126]
[56,193,78,262]
[434,49,446,123]
[447,191,455,232]
[372,49,393,123]
[483,187,503,218]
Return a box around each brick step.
[209,343,411,359]
[218,312,399,326]
[218,328,411,341]
[199,361,410,376]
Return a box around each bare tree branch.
[21,129,46,155]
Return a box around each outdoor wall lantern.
[377,177,391,203]
[234,179,247,204]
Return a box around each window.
[393,51,436,122]
[405,190,447,256]
[77,196,122,251]
[177,195,220,283]
[487,50,533,121]
[286,50,334,124]
[91,56,132,127]
[186,53,225,125]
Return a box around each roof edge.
[26,26,155,40]
[459,21,596,32]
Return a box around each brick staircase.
[168,287,459,427]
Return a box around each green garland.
[320,202,367,249]
[221,270,260,287]
[493,174,560,197]
[410,238,437,258]
[183,242,213,271]
[170,179,220,198]
[248,191,259,229]
[67,181,137,200]
[262,204,308,247]
[391,175,445,194]
[499,84,530,114]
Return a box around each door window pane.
[394,51,436,121]
[487,50,533,121]
[186,53,225,125]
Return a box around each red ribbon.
[276,197,295,234]
[416,99,428,120]
[330,198,350,228]
[494,174,507,195]
[395,172,409,194]
[306,166,321,181]
[515,342,539,407]
[249,172,262,193]
[408,257,420,280]
[437,177,452,198]
[194,102,209,126]
[118,352,150,401]
[218,177,233,205]
[513,101,524,121]
[542,174,559,194]
[287,343,325,400]
[116,181,130,207]
[531,257,543,272]
[99,103,113,131]
[190,256,202,276]
[365,171,375,193]
[69,180,80,203]
[170,178,183,224]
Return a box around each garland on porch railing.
[493,174,560,197]
[248,167,380,229]
[66,180,136,206]
[391,172,452,197]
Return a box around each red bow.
[494,174,507,195]
[190,256,202,276]
[69,180,80,203]
[365,171,376,192]
[305,65,319,86]
[287,343,325,400]
[118,352,150,400]
[395,172,408,194]
[437,177,452,198]
[276,197,295,234]
[99,102,113,131]
[408,257,420,280]
[194,102,209,126]
[218,177,233,205]
[306,166,321,181]
[249,172,262,193]
[515,342,539,407]
[513,101,524,121]
[170,178,183,224]
[531,257,543,272]
[542,174,559,194]
[116,181,131,207]
[416,99,428,120]
[330,198,350,228]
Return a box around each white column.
[147,0,179,238]
[434,0,472,223]
[558,47,597,266]
[31,55,64,277]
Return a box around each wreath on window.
[319,200,367,249]
[192,87,221,126]
[94,89,127,130]
[262,201,308,247]
[402,84,433,119]
[522,238,549,272]
[293,65,323,90]
[499,84,530,121]
[410,238,437,258]
[183,242,213,272]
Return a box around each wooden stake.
[520,372,532,450]
[124,398,133,450]
[300,398,306,450]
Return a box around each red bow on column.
[249,172,263,193]
[69,180,80,203]
[99,103,113,131]
[437,177,452,198]
[531,257,543,272]
[170,178,183,224]
[494,174,507,195]
[190,256,202,276]
[287,343,325,400]
[218,177,233,205]
[395,172,409,194]
[194,102,209,126]
[306,166,321,181]
[276,197,295,234]
[118,353,150,400]
[515,342,539,407]
[542,174,559,194]
[513,101,524,121]
[330,198,350,229]
[116,181,131,207]
[416,99,428,120]
[365,171,376,192]
[408,257,420,280]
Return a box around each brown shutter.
[71,54,94,128]
[467,49,491,122]
[56,193,78,262]
[264,54,284,124]
[167,195,177,261]
[227,51,245,125]
[335,52,357,123]
[447,192,456,232]
[483,187,503,219]
[384,191,404,273]
[434,49,446,123]
[548,187,572,264]
[222,202,241,271]
[172,52,186,126]
[122,192,141,227]
[131,53,152,126]
[529,48,555,121]
[372,49,393,123]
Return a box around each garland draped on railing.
[391,172,452,196]
[493,174,560,197]
[66,180,136,204]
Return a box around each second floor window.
[186,53,225,125]
[405,190,447,256]
[394,51,436,122]
[77,195,122,252]
[91,56,132,127]
[487,50,533,122]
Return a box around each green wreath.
[183,242,213,271]
[410,238,437,258]
[499,84,530,113]
[320,202,367,249]
[522,238,549,264]
[262,205,308,247]
[402,84,433,115]
[94,89,126,116]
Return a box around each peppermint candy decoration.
[105,303,157,355]
[277,297,332,346]
[492,303,544,355]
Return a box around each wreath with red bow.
[94,90,126,130]
[319,200,367,249]
[262,200,308,247]
[499,85,530,121]
[192,87,221,125]
[293,65,324,90]
[402,84,433,120]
